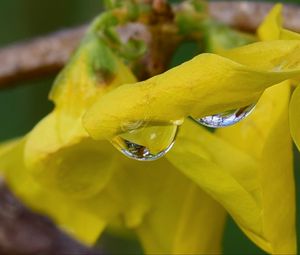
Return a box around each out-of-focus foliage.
[1,1,300,255]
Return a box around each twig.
[0,178,102,255]
[0,1,300,88]
[209,1,300,32]
[0,27,86,89]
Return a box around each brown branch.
[0,1,300,88]
[0,178,102,255]
[209,1,300,33]
[0,26,86,89]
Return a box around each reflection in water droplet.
[192,104,256,128]
[111,123,179,161]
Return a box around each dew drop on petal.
[111,122,179,161]
[192,104,256,128]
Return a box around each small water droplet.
[192,104,255,128]
[111,123,179,161]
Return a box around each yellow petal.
[55,147,226,254]
[50,36,136,110]
[290,85,300,151]
[24,33,137,197]
[83,155,227,254]
[163,187,226,254]
[217,81,296,254]
[258,3,300,152]
[83,40,300,140]
[257,4,300,42]
[20,31,140,243]
[166,120,267,246]
[257,4,283,41]
[58,156,180,234]
[0,138,20,157]
[136,168,226,254]
[24,112,119,198]
[281,29,300,40]
[0,138,104,244]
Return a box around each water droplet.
[111,122,179,161]
[192,104,255,128]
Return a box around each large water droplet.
[192,104,255,128]
[111,122,179,161]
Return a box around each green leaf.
[203,20,256,53]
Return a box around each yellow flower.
[0,3,299,254]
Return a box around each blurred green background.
[0,0,299,254]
